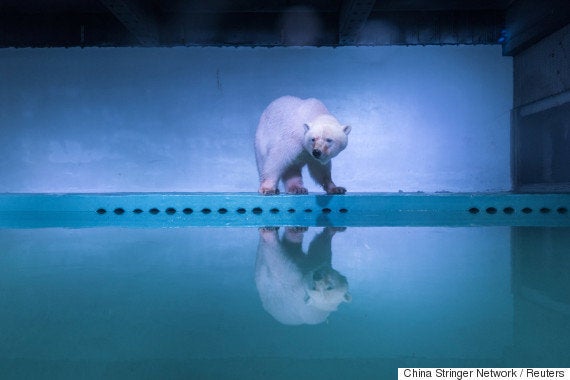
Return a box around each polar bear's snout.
[312,149,322,159]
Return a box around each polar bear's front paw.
[327,186,347,195]
[260,187,280,195]
[287,226,308,233]
[259,227,279,232]
[287,186,308,195]
[259,227,279,242]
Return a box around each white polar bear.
[254,96,351,195]
[255,227,351,326]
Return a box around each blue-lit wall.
[0,46,512,193]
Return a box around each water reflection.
[255,227,351,325]
[0,227,568,377]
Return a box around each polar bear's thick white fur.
[255,227,351,325]
[255,96,351,195]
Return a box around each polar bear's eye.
[325,138,333,143]
[311,138,316,142]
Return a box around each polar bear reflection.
[255,227,351,325]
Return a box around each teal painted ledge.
[0,192,569,228]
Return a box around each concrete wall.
[513,24,570,108]
[512,23,570,191]
[0,46,512,193]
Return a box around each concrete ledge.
[1,192,569,228]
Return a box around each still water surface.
[0,227,568,379]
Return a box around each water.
[0,226,568,379]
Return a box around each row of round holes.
[468,206,568,215]
[96,207,349,215]
[97,206,568,216]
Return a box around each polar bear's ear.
[343,125,352,135]
[304,294,313,305]
[304,123,311,132]
[343,292,352,303]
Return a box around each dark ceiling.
[2,0,570,55]
[1,0,515,48]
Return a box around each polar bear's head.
[303,267,352,312]
[303,114,351,165]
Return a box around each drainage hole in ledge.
[165,208,176,215]
[522,207,532,214]
[540,207,551,214]
[218,208,228,214]
[304,208,313,213]
[133,208,143,214]
[486,207,497,214]
[322,208,332,214]
[114,208,125,215]
[149,208,160,215]
[287,208,296,213]
[201,208,211,214]
[96,208,107,215]
[237,208,246,214]
[183,208,193,215]
[270,208,279,214]
[503,207,514,214]
[558,207,568,214]
[339,208,348,213]
[252,207,263,214]
[468,207,480,214]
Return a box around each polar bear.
[255,96,351,195]
[255,227,351,325]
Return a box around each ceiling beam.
[503,0,570,55]
[360,10,504,46]
[339,0,376,45]
[98,0,159,46]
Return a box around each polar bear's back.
[261,96,329,128]
[255,96,329,160]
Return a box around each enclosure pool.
[1,193,569,379]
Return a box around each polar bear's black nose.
[312,149,322,158]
